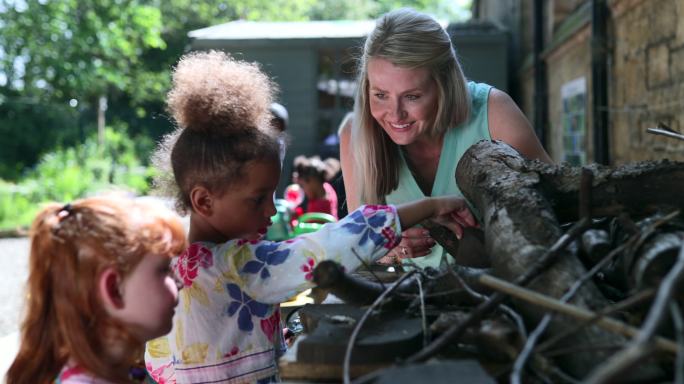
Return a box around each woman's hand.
[429,196,477,240]
[378,196,477,265]
[377,227,435,264]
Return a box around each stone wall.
[609,0,684,163]
[478,0,684,164]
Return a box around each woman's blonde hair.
[353,8,470,203]
[6,196,186,384]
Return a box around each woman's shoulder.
[466,81,494,105]
[449,81,494,138]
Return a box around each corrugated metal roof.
[189,20,378,40]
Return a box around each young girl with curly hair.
[6,196,186,384]
[144,50,476,383]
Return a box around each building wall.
[545,25,592,162]
[478,0,684,164]
[610,0,684,163]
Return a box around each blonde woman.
[340,8,552,269]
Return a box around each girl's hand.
[392,196,478,261]
[429,196,477,240]
[377,197,477,265]
[377,227,434,264]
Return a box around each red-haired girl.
[6,196,187,383]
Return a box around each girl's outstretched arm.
[220,198,474,303]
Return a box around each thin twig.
[351,248,386,290]
[671,302,684,384]
[450,267,527,340]
[342,270,418,384]
[533,209,679,358]
[415,275,429,347]
[511,315,551,384]
[542,343,624,357]
[405,218,591,363]
[511,224,629,384]
[478,274,678,354]
[537,211,684,358]
[584,242,684,384]
[394,287,465,299]
[537,288,655,353]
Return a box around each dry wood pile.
[298,140,684,384]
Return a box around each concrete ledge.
[0,331,19,381]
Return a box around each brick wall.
[480,0,684,164]
[609,0,684,163]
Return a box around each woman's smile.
[367,58,438,145]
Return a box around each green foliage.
[0,0,471,182]
[0,96,82,180]
[0,0,165,101]
[0,126,155,230]
[0,180,37,231]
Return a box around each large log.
[455,140,679,379]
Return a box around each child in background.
[269,102,289,164]
[292,155,340,219]
[145,50,476,384]
[6,196,186,384]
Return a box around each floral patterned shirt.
[55,365,114,384]
[145,205,401,383]
[55,364,153,383]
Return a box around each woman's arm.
[339,117,361,211]
[488,88,553,163]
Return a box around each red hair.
[6,196,187,384]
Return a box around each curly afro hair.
[152,50,281,214]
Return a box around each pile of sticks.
[312,140,684,383]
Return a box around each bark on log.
[455,140,678,379]
[510,150,684,223]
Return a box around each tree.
[0,0,165,103]
[0,0,471,180]
[0,0,168,178]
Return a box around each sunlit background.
[0,0,472,231]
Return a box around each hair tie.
[57,203,73,220]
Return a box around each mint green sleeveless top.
[385,81,492,269]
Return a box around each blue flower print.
[224,283,270,332]
[342,209,387,247]
[241,242,290,279]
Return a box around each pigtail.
[7,197,186,384]
[7,204,69,384]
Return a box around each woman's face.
[367,58,439,145]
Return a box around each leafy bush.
[0,126,157,231]
[0,98,82,181]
